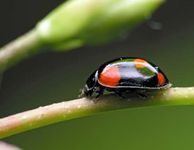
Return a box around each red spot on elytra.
[157,72,166,86]
[134,59,148,69]
[99,66,120,87]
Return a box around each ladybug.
[82,57,171,98]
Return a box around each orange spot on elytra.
[157,72,166,86]
[99,66,120,87]
[134,59,147,69]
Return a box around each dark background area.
[0,0,194,150]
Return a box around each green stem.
[0,87,194,139]
[0,0,163,73]
[0,30,42,73]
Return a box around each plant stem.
[0,0,164,73]
[0,141,22,150]
[0,87,194,139]
[0,30,42,73]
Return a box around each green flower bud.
[36,0,164,50]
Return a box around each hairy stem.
[0,30,42,72]
[0,87,194,139]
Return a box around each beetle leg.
[95,87,104,98]
[114,89,129,99]
[135,91,147,99]
[115,92,126,99]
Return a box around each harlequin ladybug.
[82,57,171,98]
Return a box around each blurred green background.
[0,0,194,149]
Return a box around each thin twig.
[0,30,42,72]
[0,87,194,139]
